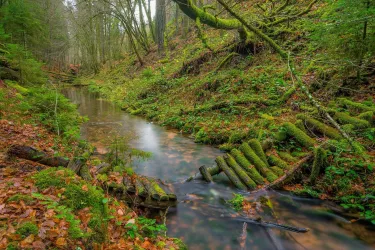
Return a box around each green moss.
[7,194,34,204]
[33,167,76,190]
[274,130,287,142]
[278,152,297,163]
[342,124,355,133]
[173,238,188,250]
[219,143,235,152]
[309,147,327,185]
[283,122,315,148]
[16,222,38,238]
[228,131,247,144]
[338,98,375,113]
[333,112,370,129]
[230,149,264,184]
[267,155,290,170]
[295,119,307,133]
[225,154,257,189]
[270,166,284,176]
[215,156,247,190]
[358,111,374,124]
[248,139,269,167]
[63,183,104,212]
[239,143,277,182]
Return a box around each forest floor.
[82,29,375,224]
[0,83,184,249]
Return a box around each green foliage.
[142,67,154,79]
[7,194,33,204]
[32,193,88,239]
[125,217,167,239]
[16,222,38,238]
[310,0,375,75]
[227,193,244,211]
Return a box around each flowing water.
[63,87,375,250]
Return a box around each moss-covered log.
[8,145,69,168]
[296,114,343,140]
[295,119,307,133]
[239,143,278,182]
[270,166,284,176]
[215,156,247,190]
[283,122,315,148]
[140,178,169,201]
[199,165,213,182]
[358,111,374,124]
[123,176,136,193]
[135,178,148,197]
[309,147,327,185]
[224,154,257,189]
[230,149,264,184]
[278,152,297,163]
[267,155,290,170]
[333,112,370,129]
[338,98,375,113]
[79,165,93,181]
[248,139,269,167]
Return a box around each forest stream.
[63,87,375,250]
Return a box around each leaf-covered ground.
[0,85,183,249]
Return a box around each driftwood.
[233,217,309,233]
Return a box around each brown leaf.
[20,234,34,248]
[81,185,88,192]
[32,240,46,249]
[55,237,67,247]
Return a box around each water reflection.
[62,87,375,250]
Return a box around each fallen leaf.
[81,185,88,192]
[56,237,67,247]
[32,240,46,249]
[20,234,34,248]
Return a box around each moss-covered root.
[309,147,327,185]
[295,119,307,133]
[296,114,343,140]
[230,149,264,184]
[270,166,284,176]
[338,98,375,113]
[224,154,257,189]
[215,156,247,190]
[278,152,297,163]
[282,122,315,148]
[268,155,291,170]
[248,139,269,167]
[239,143,278,182]
[333,112,370,129]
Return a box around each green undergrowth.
[0,81,86,148]
[32,167,107,241]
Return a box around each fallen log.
[141,177,169,201]
[134,178,147,197]
[199,165,213,182]
[239,143,278,182]
[123,176,136,193]
[230,149,264,184]
[216,156,247,190]
[224,154,257,189]
[265,152,314,190]
[8,145,69,167]
[186,165,221,182]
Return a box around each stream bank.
[63,86,375,250]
